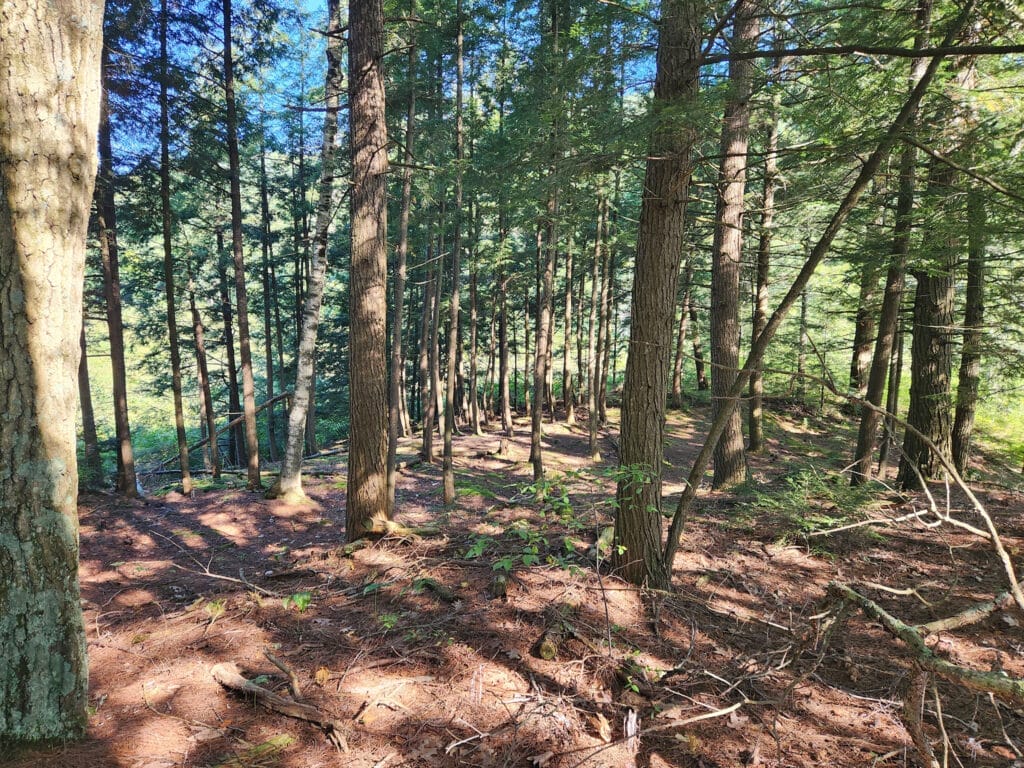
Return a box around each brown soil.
[6,402,1024,768]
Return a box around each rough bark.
[160,0,192,494]
[259,133,278,463]
[217,251,244,467]
[499,269,514,437]
[670,257,693,410]
[187,262,221,478]
[612,0,702,589]
[951,190,985,474]
[388,10,417,515]
[0,0,102,740]
[269,0,343,502]
[587,198,606,460]
[849,261,880,397]
[710,0,757,489]
[347,0,391,538]
[532,213,556,481]
[96,45,138,498]
[562,236,576,425]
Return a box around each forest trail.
[9,402,1024,768]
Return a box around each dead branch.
[829,581,1024,705]
[903,669,939,768]
[918,592,1015,635]
[211,662,347,751]
[264,648,302,698]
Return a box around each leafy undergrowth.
[7,401,1024,768]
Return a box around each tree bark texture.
[222,0,261,489]
[78,327,103,489]
[612,0,702,589]
[710,0,757,489]
[188,263,221,478]
[347,0,391,538]
[587,198,606,460]
[562,236,576,424]
[270,0,343,502]
[0,0,102,741]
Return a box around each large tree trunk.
[951,190,985,474]
[897,157,958,489]
[222,0,261,489]
[160,0,192,494]
[612,0,702,589]
[0,0,101,740]
[388,9,417,515]
[709,0,757,490]
[269,0,343,502]
[347,0,391,538]
[97,45,139,498]
[443,0,464,505]
[849,261,880,397]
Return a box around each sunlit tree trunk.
[259,132,279,462]
[269,0,343,502]
[188,260,221,478]
[562,235,576,425]
[952,189,985,474]
[217,250,244,466]
[78,326,103,489]
[0,0,101,739]
[347,0,391,537]
[612,0,702,589]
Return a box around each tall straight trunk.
[532,210,556,481]
[259,133,278,462]
[388,9,417,514]
[691,299,709,389]
[469,263,482,434]
[222,0,261,489]
[851,1,930,484]
[96,46,138,498]
[749,83,779,453]
[218,252,244,466]
[612,0,702,589]
[0,0,101,739]
[897,156,958,489]
[423,238,441,460]
[347,0,391,537]
[562,235,576,424]
[499,270,513,435]
[270,261,288,421]
[951,190,985,473]
[671,256,694,408]
[78,326,103,488]
[596,214,612,425]
[442,1,464,504]
[160,0,192,493]
[269,0,343,502]
[662,9,964,574]
[587,197,606,460]
[417,273,432,430]
[188,262,221,478]
[484,287,497,417]
[709,0,757,490]
[878,316,904,472]
[524,287,532,416]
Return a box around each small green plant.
[378,612,400,630]
[282,591,312,612]
[465,535,494,559]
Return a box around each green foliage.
[281,591,312,612]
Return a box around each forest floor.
[7,399,1024,768]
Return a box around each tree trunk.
[499,269,514,436]
[188,261,221,478]
[347,0,391,538]
[850,261,880,397]
[96,46,139,498]
[222,0,262,489]
[596,210,612,425]
[587,198,606,460]
[268,0,343,502]
[218,250,244,467]
[532,210,556,481]
[897,158,958,489]
[388,8,417,514]
[443,0,464,505]
[612,0,702,589]
[259,130,279,463]
[670,257,693,410]
[748,82,779,453]
[78,326,104,489]
[796,288,808,396]
[710,0,757,490]
[562,235,576,425]
[469,263,483,434]
[691,298,709,390]
[878,316,905,473]
[422,237,440,461]
[0,0,101,739]
[951,190,985,474]
[160,0,192,494]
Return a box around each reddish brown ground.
[6,401,1024,768]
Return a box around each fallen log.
[829,581,1024,705]
[211,662,347,750]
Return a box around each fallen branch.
[918,591,1015,635]
[264,648,303,699]
[829,581,1024,705]
[211,662,347,750]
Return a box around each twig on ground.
[265,648,303,698]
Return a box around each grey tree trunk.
[612,0,702,589]
[587,198,606,460]
[269,0,344,502]
[670,256,693,410]
[951,190,985,474]
[347,0,391,538]
[0,0,102,740]
[562,236,576,425]
[188,262,221,478]
[710,0,757,489]
[78,327,104,489]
